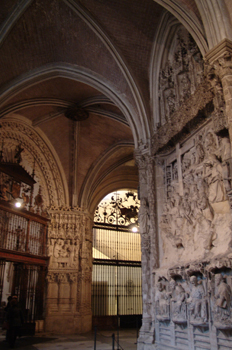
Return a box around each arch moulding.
[0,115,69,207]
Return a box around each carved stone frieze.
[159,28,204,126]
[155,259,232,332]
[47,208,92,270]
[152,81,214,154]
[159,122,232,265]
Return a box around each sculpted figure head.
[215,274,223,287]
[157,282,164,292]
[169,279,176,292]
[190,275,197,286]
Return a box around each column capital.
[205,39,232,80]
[134,150,154,170]
[205,39,232,65]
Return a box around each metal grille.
[93,227,141,261]
[92,263,142,316]
[0,260,6,304]
[92,190,142,318]
[12,263,46,322]
[0,209,45,255]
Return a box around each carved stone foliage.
[159,28,204,126]
[159,123,232,264]
[47,272,78,283]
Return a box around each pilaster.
[45,206,93,334]
[135,149,159,347]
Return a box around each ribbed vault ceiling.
[0,0,209,210]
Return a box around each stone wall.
[137,36,232,350]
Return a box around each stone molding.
[204,38,232,65]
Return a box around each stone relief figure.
[172,161,178,181]
[204,154,226,203]
[179,73,191,102]
[213,274,232,329]
[218,136,232,191]
[187,276,208,325]
[155,282,170,321]
[169,279,187,323]
[138,198,150,234]
[165,90,176,120]
[193,193,216,251]
[182,152,191,173]
[195,142,205,165]
[53,238,63,258]
[159,127,232,263]
[158,27,203,125]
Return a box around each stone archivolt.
[0,119,66,207]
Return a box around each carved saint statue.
[213,274,232,329]
[138,198,150,234]
[187,276,207,325]
[169,279,187,323]
[155,282,170,321]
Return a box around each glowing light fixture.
[15,197,24,208]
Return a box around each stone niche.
[152,121,232,350]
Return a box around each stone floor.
[0,328,138,350]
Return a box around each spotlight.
[128,223,139,233]
[15,197,24,208]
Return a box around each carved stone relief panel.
[45,207,93,333]
[158,122,232,265]
[47,207,92,271]
[150,261,232,350]
[158,27,204,126]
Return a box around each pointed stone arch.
[0,115,69,207]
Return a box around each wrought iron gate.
[0,201,49,332]
[92,190,142,327]
[0,261,46,331]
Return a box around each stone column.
[135,150,159,347]
[45,207,93,334]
